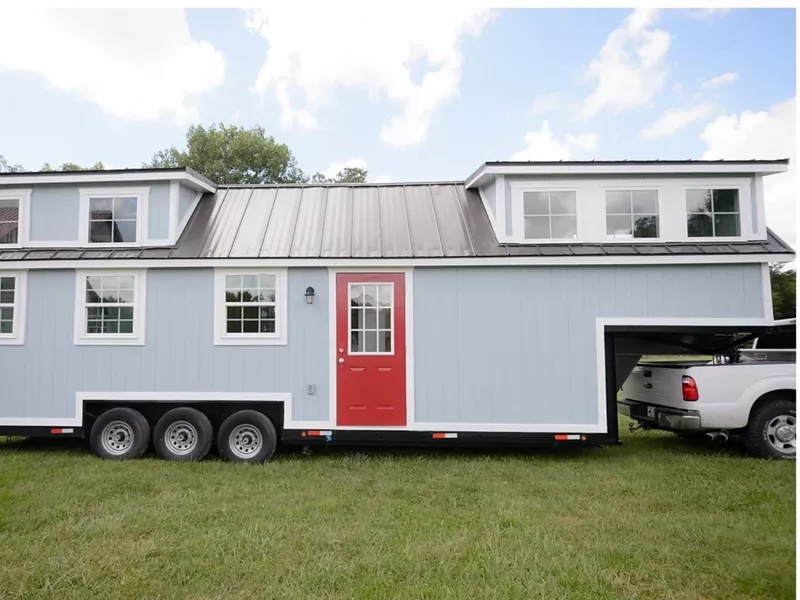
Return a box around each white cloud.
[511,121,598,161]
[579,8,670,119]
[673,82,683,94]
[244,7,493,146]
[0,9,224,124]
[322,157,390,183]
[531,93,563,116]
[700,98,796,249]
[640,102,716,139]
[702,72,739,87]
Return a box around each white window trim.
[683,185,748,242]
[603,188,661,241]
[73,269,147,346]
[214,268,288,346]
[0,270,27,345]
[0,189,31,249]
[78,187,150,248]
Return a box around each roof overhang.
[0,168,217,193]
[465,160,790,189]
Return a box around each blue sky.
[0,8,795,242]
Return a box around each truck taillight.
[682,376,699,401]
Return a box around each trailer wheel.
[217,410,277,463]
[153,407,213,461]
[742,398,795,459]
[89,407,151,461]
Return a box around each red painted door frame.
[335,272,406,426]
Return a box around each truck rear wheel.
[89,407,151,461]
[153,407,213,461]
[217,410,277,463]
[742,398,795,459]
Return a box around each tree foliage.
[144,124,309,185]
[770,264,796,319]
[309,167,368,184]
[0,155,24,173]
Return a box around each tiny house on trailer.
[0,160,793,461]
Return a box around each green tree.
[41,161,105,172]
[770,264,796,319]
[309,167,369,184]
[0,155,24,173]
[144,124,307,184]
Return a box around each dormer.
[0,168,216,249]
[466,160,789,245]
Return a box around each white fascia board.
[465,163,789,187]
[0,171,217,193]
[0,253,789,271]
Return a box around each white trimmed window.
[0,190,30,247]
[214,269,288,346]
[522,191,577,240]
[0,271,26,345]
[686,189,741,238]
[74,270,147,345]
[605,190,659,239]
[79,188,149,246]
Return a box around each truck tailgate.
[622,363,694,409]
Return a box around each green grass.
[0,421,794,600]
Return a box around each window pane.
[523,192,549,215]
[350,331,364,352]
[227,306,242,320]
[104,320,119,334]
[0,225,18,245]
[378,285,392,307]
[524,216,550,239]
[87,307,103,320]
[113,197,137,219]
[551,216,577,239]
[712,189,739,213]
[687,214,713,237]
[633,216,659,238]
[103,307,120,320]
[116,289,134,303]
[0,198,19,211]
[119,307,134,320]
[0,320,12,334]
[0,277,14,291]
[715,214,741,236]
[363,286,377,307]
[632,190,658,214]
[90,221,113,243]
[119,320,134,334]
[364,331,378,353]
[606,215,632,237]
[226,275,242,291]
[243,306,259,320]
[0,306,13,321]
[242,274,258,292]
[260,320,276,334]
[259,306,275,320]
[0,290,14,304]
[350,286,364,307]
[243,320,259,333]
[364,308,377,329]
[226,290,242,302]
[87,320,103,334]
[379,331,392,353]
[113,220,137,244]
[686,190,712,213]
[227,319,243,333]
[89,198,113,218]
[118,276,135,290]
[257,274,276,290]
[379,308,391,329]
[0,199,19,246]
[605,191,631,214]
[351,308,362,329]
[550,191,576,215]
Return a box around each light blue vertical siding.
[413,264,766,425]
[178,184,197,227]
[147,184,171,240]
[0,268,329,422]
[480,179,496,220]
[28,186,80,242]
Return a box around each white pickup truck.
[619,320,796,459]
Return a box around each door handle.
[338,358,344,364]
[644,383,653,389]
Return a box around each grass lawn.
[0,420,794,600]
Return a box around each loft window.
[605,190,659,239]
[686,189,741,238]
[79,187,148,246]
[523,191,577,240]
[0,198,20,245]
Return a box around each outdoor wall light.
[305,286,315,304]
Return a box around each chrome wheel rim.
[229,424,263,459]
[766,415,796,455]
[101,420,134,456]
[164,420,198,456]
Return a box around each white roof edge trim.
[0,253,787,271]
[0,171,217,193]
[465,162,789,188]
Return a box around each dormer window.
[686,189,740,238]
[605,190,659,239]
[523,191,577,240]
[79,187,148,247]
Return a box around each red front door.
[336,273,406,426]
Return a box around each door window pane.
[349,283,393,354]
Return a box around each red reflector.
[432,433,446,439]
[50,428,63,434]
[682,376,699,401]
[554,434,569,441]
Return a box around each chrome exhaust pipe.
[703,431,729,443]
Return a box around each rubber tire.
[217,410,278,463]
[153,407,213,461]
[742,398,796,459]
[89,407,151,461]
